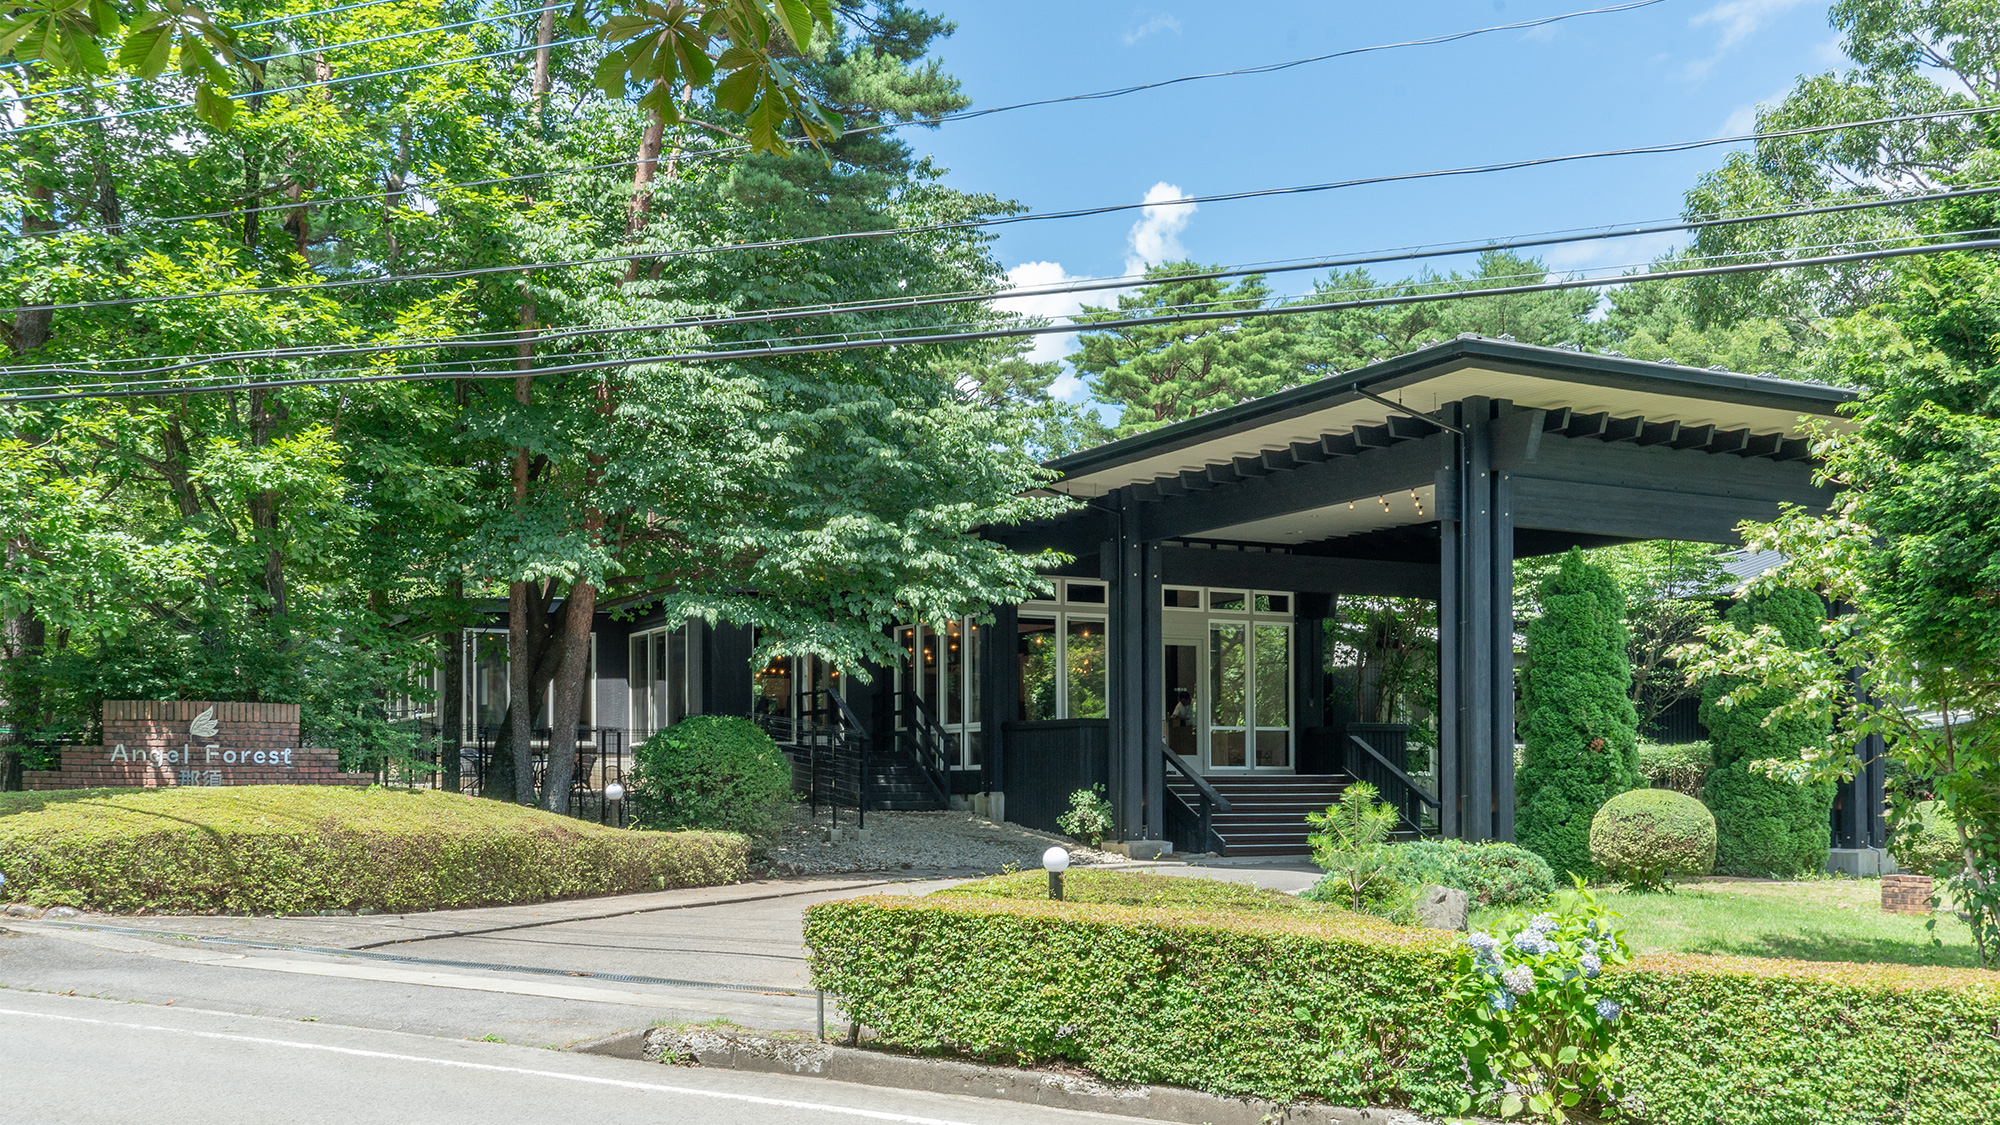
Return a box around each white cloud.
[1542,230,1684,273]
[1684,0,1808,80]
[997,260,1093,369]
[1124,181,1196,277]
[1122,13,1181,46]
[1716,85,1792,138]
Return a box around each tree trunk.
[508,579,536,804]
[541,579,596,812]
[12,65,56,355]
[440,576,464,794]
[246,390,289,619]
[242,70,265,248]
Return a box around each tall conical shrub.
[1699,587,1835,876]
[1517,549,1641,879]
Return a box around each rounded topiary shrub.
[629,716,792,841]
[1375,838,1557,907]
[1890,800,1964,878]
[1589,788,1716,889]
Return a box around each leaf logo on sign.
[189,707,219,740]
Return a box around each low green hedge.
[940,869,1332,914]
[804,893,1465,1111]
[805,891,2000,1124]
[0,786,749,914]
[1607,954,2000,1125]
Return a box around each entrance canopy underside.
[991,336,1854,574]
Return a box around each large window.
[1164,586,1292,771]
[630,623,690,737]
[1016,579,1109,722]
[897,618,985,769]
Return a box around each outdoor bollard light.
[1042,845,1069,901]
[603,782,626,802]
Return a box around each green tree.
[1516,549,1641,879]
[1698,588,1836,877]
[1073,262,1297,437]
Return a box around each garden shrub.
[1606,955,2000,1125]
[942,869,1330,915]
[1055,785,1115,846]
[0,786,748,914]
[1890,799,1964,878]
[1636,739,1711,797]
[1699,588,1835,877]
[804,893,1466,1112]
[1517,550,1643,880]
[1366,838,1557,908]
[629,715,790,841]
[1589,788,1716,890]
[1306,780,1400,912]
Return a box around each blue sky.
[900,0,1846,394]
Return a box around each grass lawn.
[1473,877,1983,968]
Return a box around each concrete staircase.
[1167,773,1349,857]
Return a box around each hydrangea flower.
[1489,991,1515,1013]
[1503,965,1536,996]
[1528,913,1559,935]
[1466,932,1500,958]
[1511,930,1555,956]
[1580,953,1603,979]
[1596,999,1622,1021]
[1577,937,1599,954]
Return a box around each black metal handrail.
[895,689,954,808]
[789,687,872,828]
[1160,744,1231,855]
[1346,733,1441,834]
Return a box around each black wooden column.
[1295,593,1334,738]
[982,602,1018,801]
[1834,666,1887,850]
[1439,398,1518,842]
[1107,492,1158,841]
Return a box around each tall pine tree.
[1517,549,1642,879]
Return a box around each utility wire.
[12,102,2000,317]
[2,0,1677,229]
[8,234,1996,405]
[15,182,1996,380]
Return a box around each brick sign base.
[1881,873,1936,915]
[22,701,372,790]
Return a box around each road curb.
[635,1027,1445,1125]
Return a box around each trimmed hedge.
[1590,788,1717,888]
[1607,954,2000,1125]
[807,892,2000,1125]
[630,715,791,841]
[804,894,1465,1112]
[941,869,1328,915]
[1367,838,1557,908]
[0,786,749,914]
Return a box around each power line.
[2,0,1679,234]
[12,102,1999,317]
[3,3,568,108]
[15,182,1996,380]
[8,234,1996,405]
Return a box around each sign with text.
[22,701,372,791]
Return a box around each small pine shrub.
[1891,800,1964,878]
[1373,838,1557,908]
[629,715,791,841]
[1517,549,1643,880]
[1056,785,1116,846]
[1307,781,1400,913]
[1589,788,1716,890]
[1699,588,1835,877]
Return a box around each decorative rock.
[3,903,41,919]
[1415,884,1470,931]
[43,906,81,920]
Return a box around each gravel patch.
[763,807,1119,876]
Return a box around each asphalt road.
[0,989,1159,1125]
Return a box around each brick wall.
[21,700,374,791]
[1881,873,1936,915]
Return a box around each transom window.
[1017,579,1108,721]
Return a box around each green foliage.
[803,893,1467,1112]
[1699,588,1835,877]
[1450,885,1632,1122]
[1054,785,1115,847]
[1072,262,1299,437]
[1891,799,1966,879]
[1368,838,1558,909]
[1607,955,2000,1125]
[1306,780,1399,912]
[1589,789,1717,891]
[941,869,1332,915]
[0,786,747,914]
[1637,739,1713,797]
[629,716,791,841]
[1517,549,1642,880]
